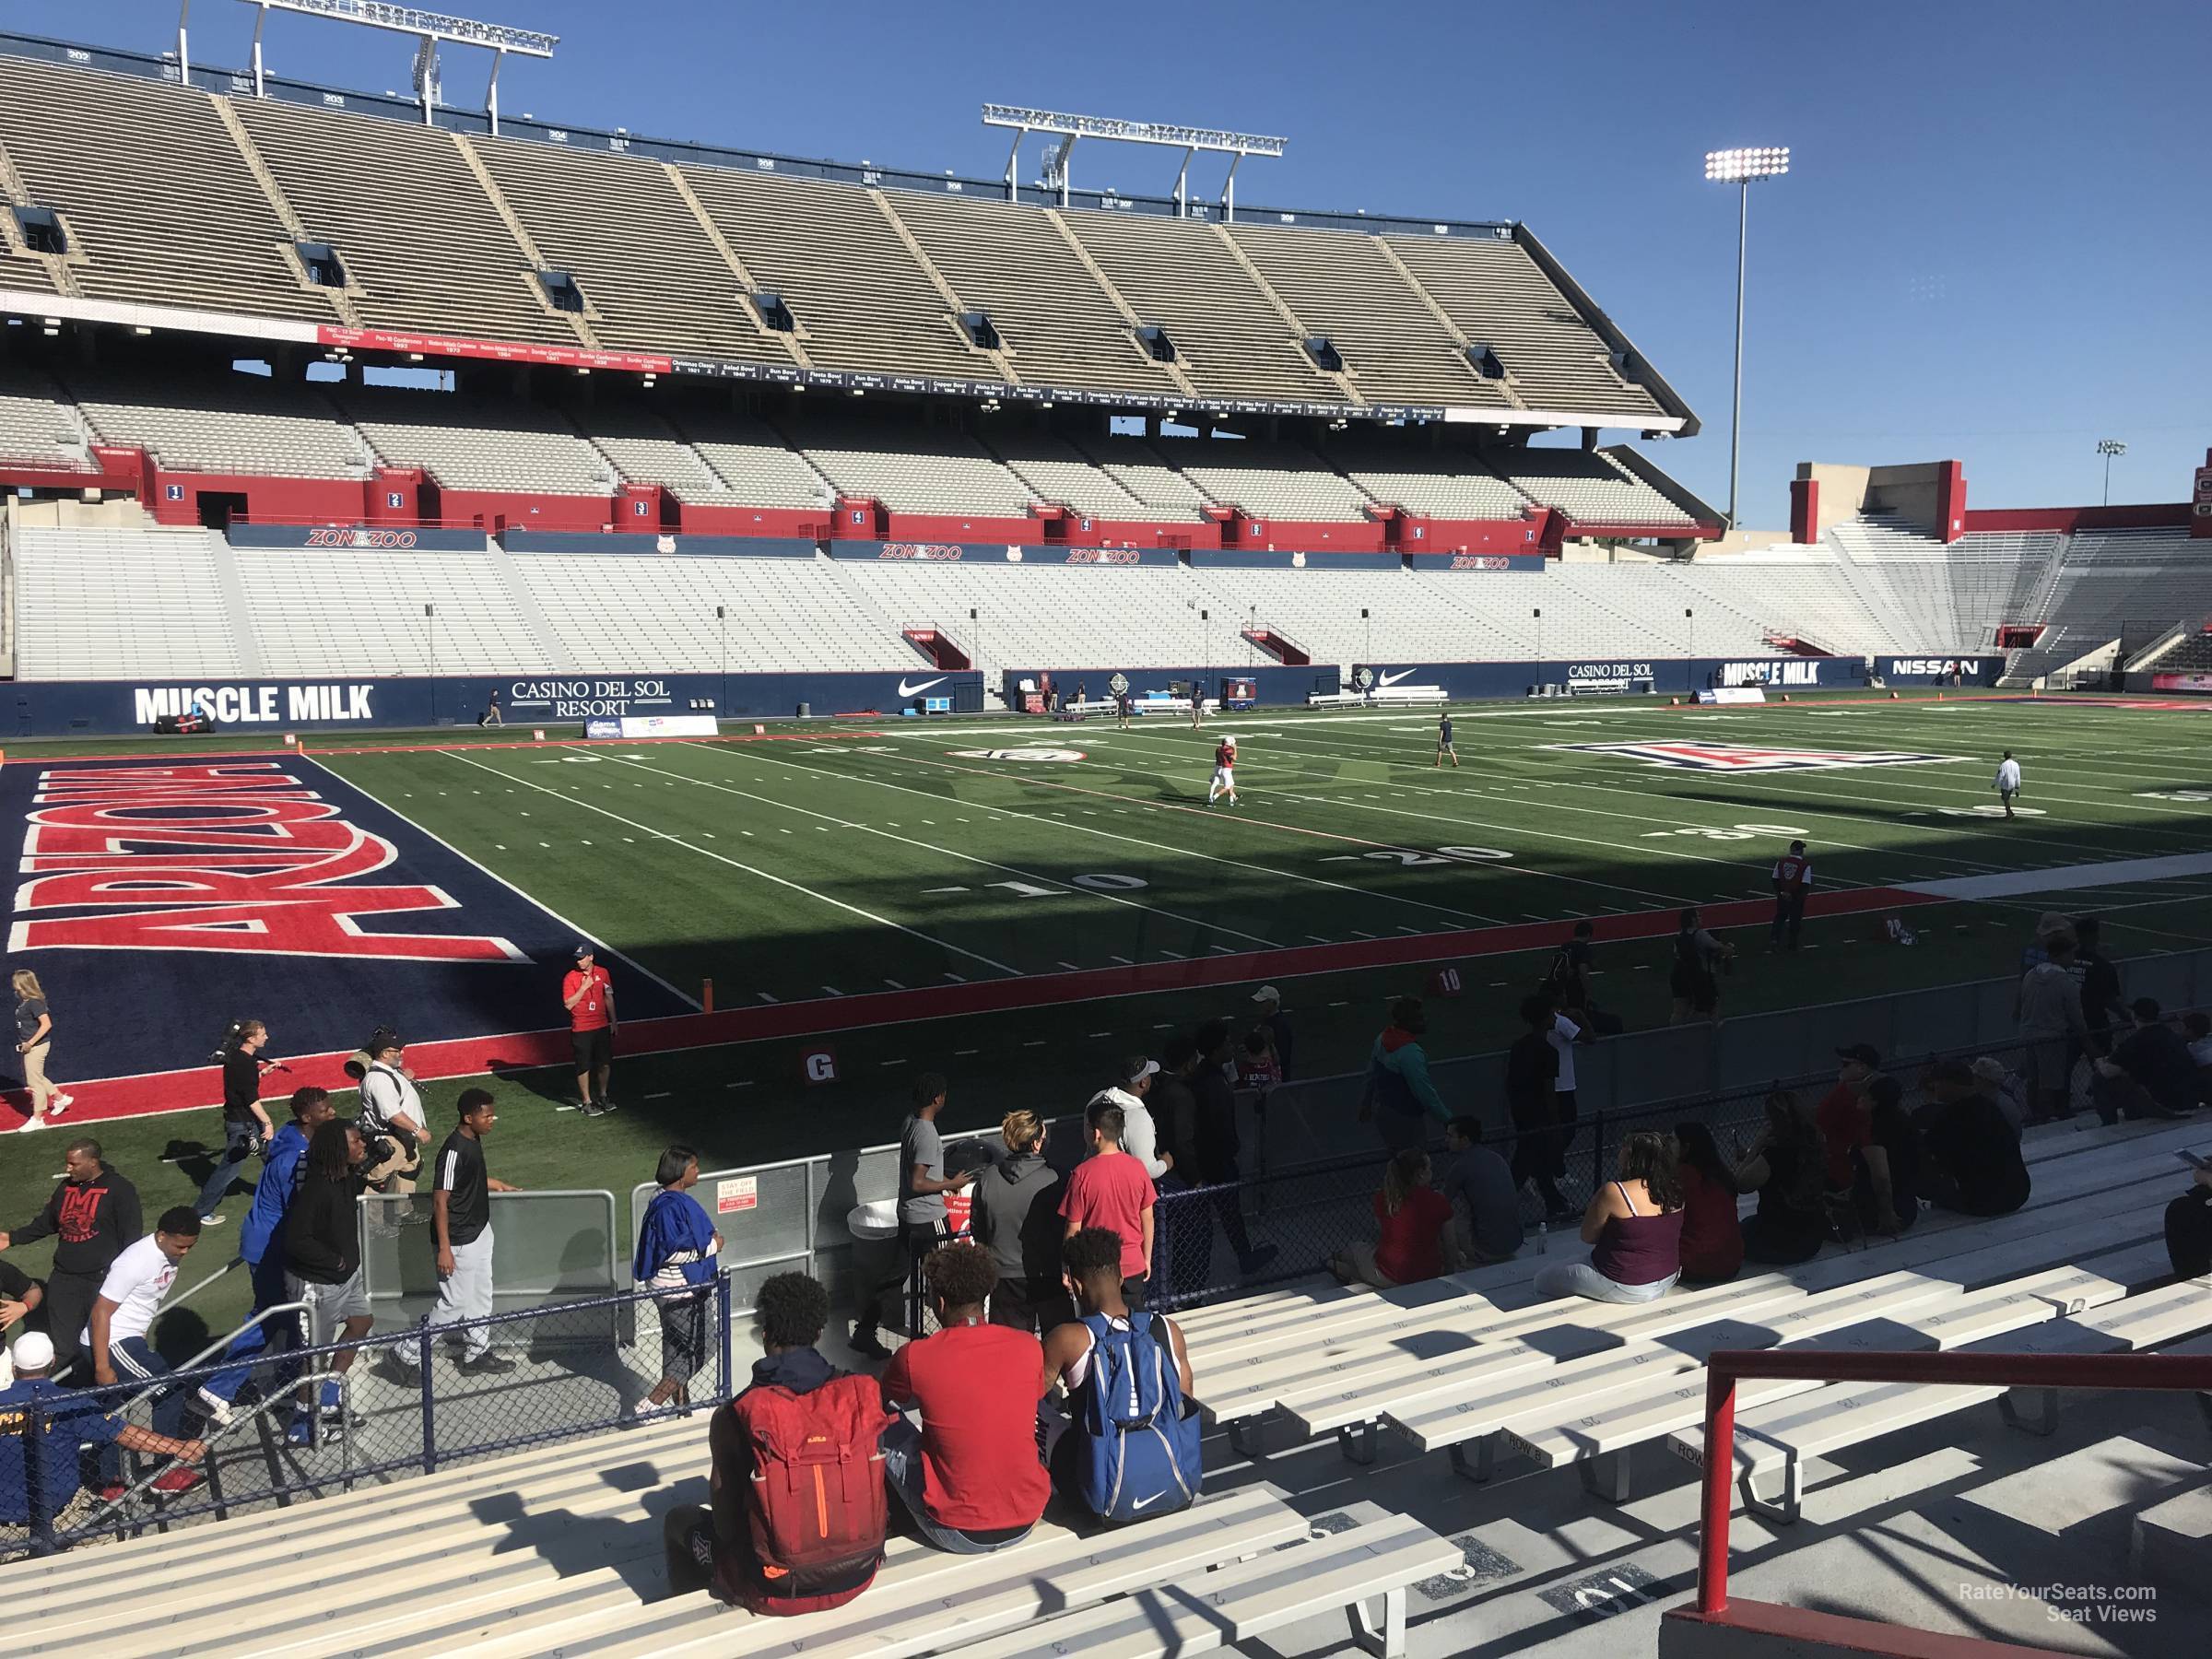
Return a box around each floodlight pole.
[1728,179,1747,532]
[177,0,194,85]
[2096,439,2126,506]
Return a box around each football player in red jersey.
[1206,735,1240,807]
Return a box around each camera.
[209,1018,250,1063]
[345,1025,402,1082]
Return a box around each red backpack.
[730,1374,894,1614]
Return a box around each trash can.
[795,701,810,719]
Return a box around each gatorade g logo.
[802,1048,839,1085]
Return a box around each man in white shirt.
[1084,1057,1171,1182]
[85,1206,206,1494]
[357,1035,430,1193]
[1994,751,2023,818]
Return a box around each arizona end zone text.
[7,762,523,962]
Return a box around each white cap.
[11,1331,54,1371]
[1120,1057,1159,1086]
[1251,985,1280,1004]
[1225,734,1237,745]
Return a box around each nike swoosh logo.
[1131,1492,1164,1511]
[897,677,947,697]
[1377,668,1418,688]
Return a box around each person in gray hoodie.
[971,1110,1065,1334]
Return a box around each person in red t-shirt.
[878,1244,1050,1554]
[562,944,617,1117]
[1818,1045,1880,1189]
[1671,1121,1745,1284]
[1058,1103,1158,1307]
[1331,1149,1452,1289]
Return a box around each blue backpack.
[1071,1312,1203,1524]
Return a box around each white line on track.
[432,749,1019,977]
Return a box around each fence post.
[1591,1109,1608,1201]
[417,1324,437,1477]
[716,1273,735,1404]
[27,1392,54,1557]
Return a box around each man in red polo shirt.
[1058,1102,1158,1307]
[878,1244,1050,1553]
[562,945,616,1118]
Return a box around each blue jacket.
[633,1187,719,1288]
[238,1121,310,1270]
[1363,1027,1450,1124]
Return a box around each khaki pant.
[21,1039,54,1116]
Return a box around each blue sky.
[13,0,2207,524]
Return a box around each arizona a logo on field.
[1550,741,1959,773]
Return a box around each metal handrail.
[112,1300,309,1418]
[1692,1347,2212,1618]
[75,1358,342,1537]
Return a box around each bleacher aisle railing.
[4,1278,735,1559]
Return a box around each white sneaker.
[47,1094,72,1117]
[18,1115,45,1133]
[194,1387,234,1429]
[199,1212,228,1226]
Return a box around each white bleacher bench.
[1668,1272,2212,1524]
[1381,1193,2180,1500]
[0,1412,1453,1659]
[1196,1122,2190,1455]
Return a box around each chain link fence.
[1,1278,734,1560]
[1145,1022,2149,1311]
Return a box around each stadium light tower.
[982,105,1286,218]
[220,0,558,132]
[2097,439,2127,505]
[1703,146,1790,530]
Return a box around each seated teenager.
[879,1244,1051,1555]
[1040,1227,1201,1524]
[1917,1061,2031,1216]
[1440,1116,1522,1267]
[1672,1121,1744,1285]
[1533,1132,1685,1304]
[1329,1148,1452,1289]
[1851,1074,1924,1235]
[2095,998,2201,1122]
[664,1273,894,1616]
[1733,1091,1830,1265]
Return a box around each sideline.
[6,884,1944,1131]
[1902,851,2212,901]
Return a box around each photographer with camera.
[354,1032,430,1194]
[195,1020,280,1222]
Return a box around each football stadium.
[0,4,2205,1655]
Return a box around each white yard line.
[700,742,1512,930]
[306,755,702,1011]
[587,747,1282,950]
[434,749,1019,977]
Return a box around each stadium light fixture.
[227,0,557,131]
[1703,146,1789,530]
[2096,438,2127,505]
[982,104,1287,218]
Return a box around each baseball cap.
[1925,1058,1976,1086]
[1835,1043,1881,1068]
[573,943,595,959]
[1119,1056,1159,1086]
[1790,839,1806,853]
[11,1331,54,1371]
[1251,985,1281,1005]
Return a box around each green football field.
[9,689,2212,1343]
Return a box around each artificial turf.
[7,689,2212,1346]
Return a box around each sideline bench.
[1668,1274,2212,1523]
